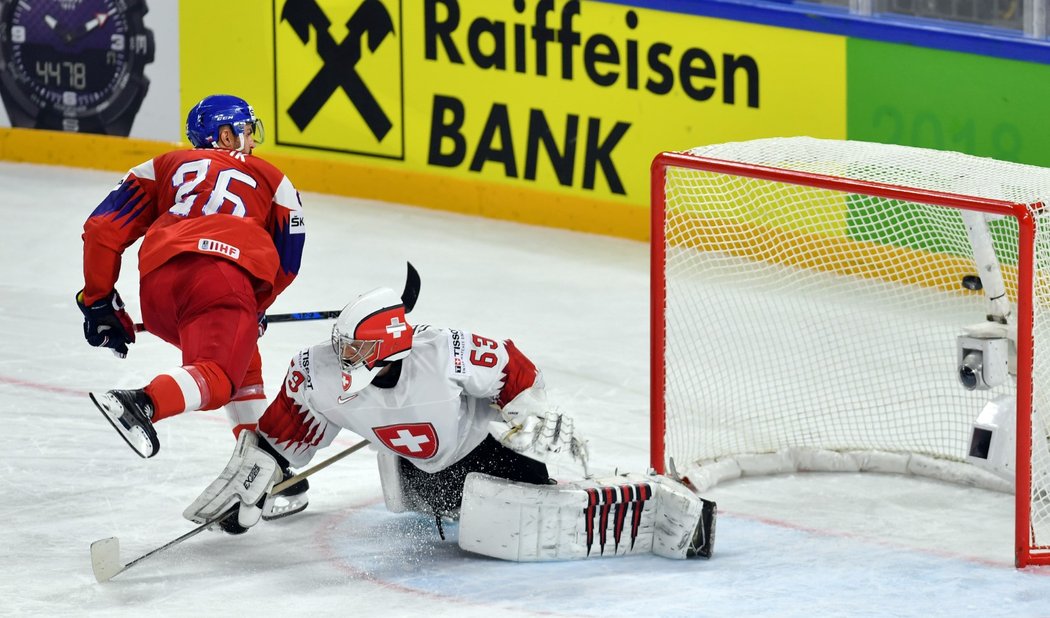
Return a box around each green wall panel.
[847,38,1050,168]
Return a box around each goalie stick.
[270,438,368,494]
[90,507,235,583]
[90,439,370,583]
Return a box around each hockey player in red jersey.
[77,94,309,521]
[184,266,716,558]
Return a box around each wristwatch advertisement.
[0,0,155,136]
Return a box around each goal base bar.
[678,448,1013,494]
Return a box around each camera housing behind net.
[957,334,1009,390]
[966,394,1016,483]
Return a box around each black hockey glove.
[257,312,268,338]
[76,289,136,358]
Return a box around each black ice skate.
[687,498,717,559]
[262,470,309,521]
[89,389,160,458]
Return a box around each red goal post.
[649,137,1050,567]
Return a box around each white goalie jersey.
[257,325,541,473]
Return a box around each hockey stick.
[133,310,341,333]
[130,261,419,333]
[90,507,236,583]
[89,439,370,583]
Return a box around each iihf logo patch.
[198,238,240,259]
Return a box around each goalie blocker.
[457,472,715,561]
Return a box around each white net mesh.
[657,137,1050,559]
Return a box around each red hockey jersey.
[81,148,305,309]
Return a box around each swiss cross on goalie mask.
[332,287,415,395]
[354,307,412,367]
[373,423,438,459]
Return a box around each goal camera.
[966,394,1016,482]
[957,334,1009,391]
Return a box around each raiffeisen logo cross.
[275,0,403,158]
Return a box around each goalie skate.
[89,389,159,458]
[688,498,717,559]
[262,473,309,521]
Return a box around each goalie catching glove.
[184,431,281,534]
[488,388,590,476]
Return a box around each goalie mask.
[331,287,413,394]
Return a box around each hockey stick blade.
[89,537,122,583]
[90,441,370,583]
[90,508,235,583]
[402,262,421,313]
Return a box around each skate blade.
[89,393,154,459]
[261,495,309,521]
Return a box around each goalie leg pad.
[183,431,280,527]
[377,450,426,514]
[458,472,715,561]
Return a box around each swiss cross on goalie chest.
[372,423,439,459]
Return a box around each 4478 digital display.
[0,0,154,136]
[34,58,88,90]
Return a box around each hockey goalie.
[185,267,715,561]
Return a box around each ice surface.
[2,162,1048,617]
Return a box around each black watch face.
[0,0,152,131]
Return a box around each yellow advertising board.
[180,0,846,238]
[273,0,405,158]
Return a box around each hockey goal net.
[650,137,1050,567]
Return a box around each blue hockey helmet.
[184,94,265,149]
